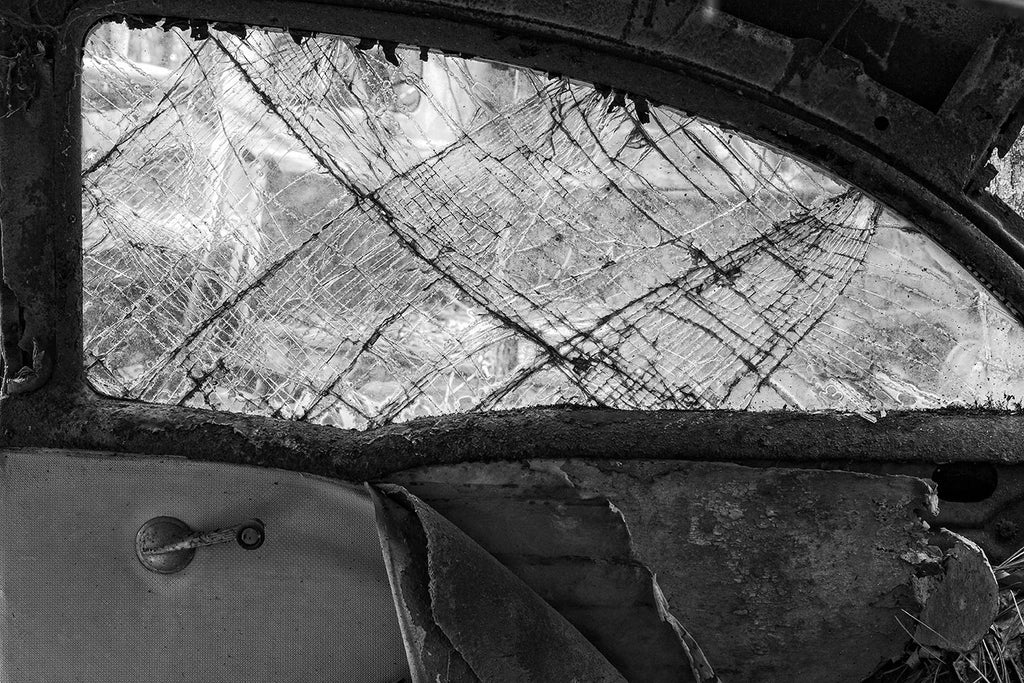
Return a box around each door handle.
[136,516,265,573]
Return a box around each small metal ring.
[236,519,265,550]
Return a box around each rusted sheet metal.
[373,471,714,682]
[370,483,630,683]
[371,485,481,682]
[385,460,964,682]
[857,462,1024,565]
[7,393,1024,478]
[913,531,999,652]
[4,394,1024,565]
[0,15,59,391]
[374,478,704,682]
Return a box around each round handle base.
[136,516,196,574]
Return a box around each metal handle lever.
[136,516,265,573]
[142,520,265,555]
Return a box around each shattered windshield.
[82,23,1024,428]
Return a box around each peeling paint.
[386,459,948,681]
[912,530,999,653]
[0,17,52,116]
[370,483,628,682]
[383,461,701,681]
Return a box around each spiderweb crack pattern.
[82,24,1024,428]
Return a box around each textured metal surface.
[383,459,955,682]
[371,483,632,683]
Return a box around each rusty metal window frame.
[3,0,1024,558]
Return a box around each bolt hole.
[874,116,890,131]
[932,463,997,502]
[995,519,1019,543]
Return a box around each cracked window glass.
[82,22,1024,428]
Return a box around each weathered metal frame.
[3,0,1024,557]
